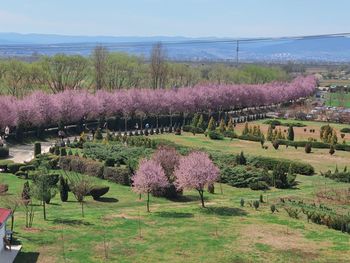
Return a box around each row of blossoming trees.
[0,76,316,132]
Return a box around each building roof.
[0,208,11,225]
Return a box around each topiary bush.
[305,143,312,154]
[19,165,36,172]
[34,142,41,156]
[208,130,224,140]
[8,163,25,174]
[0,160,14,172]
[0,146,9,159]
[89,186,110,200]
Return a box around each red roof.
[0,208,11,225]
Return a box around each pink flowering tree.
[132,159,169,212]
[175,151,219,207]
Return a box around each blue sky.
[0,0,349,37]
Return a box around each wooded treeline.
[0,44,289,97]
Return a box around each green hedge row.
[248,156,314,175]
[276,140,350,152]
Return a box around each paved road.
[6,141,54,163]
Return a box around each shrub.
[183,125,193,132]
[238,134,262,142]
[207,183,215,194]
[19,165,36,172]
[105,158,115,167]
[0,146,9,159]
[94,129,103,140]
[208,130,224,140]
[240,198,245,207]
[103,166,131,185]
[272,141,279,150]
[0,160,14,172]
[59,175,69,202]
[305,143,312,154]
[68,150,73,156]
[175,128,181,135]
[329,145,335,155]
[22,181,30,200]
[89,186,110,200]
[15,171,28,179]
[34,142,41,156]
[340,127,350,133]
[223,130,236,139]
[253,200,260,210]
[60,147,67,156]
[235,151,247,165]
[248,156,314,175]
[270,204,276,213]
[8,163,25,174]
[263,120,281,126]
[249,181,269,190]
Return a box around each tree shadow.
[169,194,208,203]
[200,206,248,217]
[15,252,40,263]
[95,197,119,203]
[47,202,61,206]
[154,211,194,218]
[51,218,94,226]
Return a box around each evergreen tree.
[242,122,249,135]
[267,125,273,141]
[219,119,226,133]
[197,114,205,129]
[22,181,30,201]
[207,117,216,131]
[287,125,294,141]
[191,113,200,127]
[226,118,235,132]
[59,175,69,202]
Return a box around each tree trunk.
[147,192,150,212]
[81,202,84,217]
[198,189,205,208]
[43,201,46,220]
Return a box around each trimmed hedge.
[0,147,9,159]
[0,160,14,172]
[340,127,350,133]
[208,131,224,140]
[103,166,130,185]
[8,163,26,174]
[238,134,263,142]
[276,140,350,152]
[248,156,314,175]
[89,186,110,200]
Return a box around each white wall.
[0,223,5,252]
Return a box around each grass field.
[325,92,350,108]
[1,119,350,263]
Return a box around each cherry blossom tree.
[175,151,219,207]
[132,159,169,212]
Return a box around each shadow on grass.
[169,194,208,203]
[95,197,119,203]
[154,211,194,218]
[15,252,40,263]
[200,206,248,217]
[52,218,94,226]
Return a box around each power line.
[0,32,349,51]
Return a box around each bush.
[59,176,69,202]
[238,134,262,142]
[19,165,36,172]
[272,141,279,150]
[105,158,115,167]
[253,200,260,210]
[208,130,224,140]
[0,160,14,172]
[249,181,269,190]
[340,127,350,133]
[94,129,103,140]
[89,186,110,200]
[305,143,312,153]
[329,145,335,155]
[15,171,28,179]
[8,163,25,174]
[0,146,9,159]
[59,156,104,178]
[103,166,131,185]
[223,130,236,139]
[60,147,67,156]
[183,125,193,132]
[34,142,41,156]
[175,128,181,135]
[248,156,314,175]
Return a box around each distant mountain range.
[0,32,350,62]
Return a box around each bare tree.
[150,42,168,89]
[92,46,109,90]
[67,172,93,217]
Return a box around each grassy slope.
[1,121,350,262]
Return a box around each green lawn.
[326,92,350,108]
[1,130,350,262]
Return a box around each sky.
[0,0,349,38]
